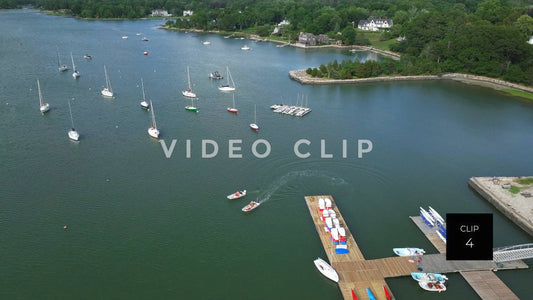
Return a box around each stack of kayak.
[317,197,349,254]
[420,206,447,243]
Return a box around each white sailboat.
[250,104,258,131]
[147,100,159,139]
[101,65,114,97]
[37,79,50,113]
[57,49,69,72]
[140,78,149,109]
[227,93,238,113]
[67,99,79,141]
[71,52,80,78]
[313,258,339,282]
[182,66,197,98]
[218,66,236,91]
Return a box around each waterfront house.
[183,10,193,17]
[357,17,393,31]
[298,32,317,46]
[151,9,172,17]
[272,19,291,35]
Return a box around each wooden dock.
[305,195,528,300]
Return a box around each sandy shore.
[289,70,533,94]
[469,177,533,237]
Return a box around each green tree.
[341,26,356,45]
[515,14,533,38]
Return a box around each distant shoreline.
[288,69,533,95]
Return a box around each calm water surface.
[1,10,532,299]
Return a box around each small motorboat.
[313,257,339,282]
[241,45,250,50]
[366,287,376,300]
[411,272,448,283]
[83,54,92,60]
[122,35,128,39]
[209,71,223,79]
[203,41,211,45]
[393,247,425,256]
[418,280,447,292]
[227,190,246,200]
[242,201,260,212]
[142,37,149,41]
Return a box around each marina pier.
[305,195,528,300]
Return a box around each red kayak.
[383,285,391,300]
[351,288,358,300]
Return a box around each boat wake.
[257,170,347,204]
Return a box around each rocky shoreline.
[289,70,533,94]
[469,177,533,237]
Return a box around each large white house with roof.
[358,17,393,31]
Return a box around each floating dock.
[305,195,528,300]
[270,104,311,117]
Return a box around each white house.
[272,19,290,35]
[151,9,172,17]
[183,10,193,17]
[357,18,393,31]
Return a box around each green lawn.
[502,89,533,101]
[517,178,533,185]
[509,185,521,194]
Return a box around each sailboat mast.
[68,99,75,128]
[37,80,43,106]
[187,66,192,90]
[141,78,146,101]
[254,104,257,123]
[71,52,76,71]
[150,101,157,128]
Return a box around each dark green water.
[1,9,532,299]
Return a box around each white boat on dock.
[418,281,446,292]
[393,247,425,256]
[411,272,448,283]
[313,257,339,282]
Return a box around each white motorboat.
[411,272,448,283]
[241,45,250,50]
[420,207,435,227]
[393,247,425,256]
[37,79,50,113]
[147,100,159,139]
[203,41,211,45]
[227,190,246,200]
[419,281,446,292]
[182,66,197,98]
[139,78,149,109]
[67,99,79,141]
[218,66,236,92]
[242,201,260,212]
[101,65,114,97]
[313,258,339,282]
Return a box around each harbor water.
[1,9,532,299]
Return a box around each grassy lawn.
[502,89,533,101]
[360,31,397,51]
[509,185,521,194]
[517,178,533,185]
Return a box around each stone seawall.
[468,177,533,237]
[289,70,533,94]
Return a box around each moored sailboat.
[182,66,197,98]
[37,79,50,113]
[250,104,259,131]
[101,65,114,97]
[67,99,79,141]
[140,78,149,109]
[185,97,198,112]
[147,100,159,139]
[57,49,69,72]
[218,66,235,91]
[227,93,238,113]
[71,52,80,78]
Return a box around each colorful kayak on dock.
[351,288,358,300]
[383,285,392,300]
[366,287,376,300]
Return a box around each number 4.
[466,238,474,248]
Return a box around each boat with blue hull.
[419,207,435,227]
[411,272,448,283]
